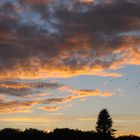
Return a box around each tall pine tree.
[96,109,116,136]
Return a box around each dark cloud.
[0,0,140,79]
[0,80,63,97]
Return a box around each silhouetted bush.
[22,128,47,140]
[0,128,21,140]
[117,135,140,140]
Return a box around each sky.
[0,0,140,136]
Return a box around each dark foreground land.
[0,128,139,140]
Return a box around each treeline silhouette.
[0,128,139,140]
[0,109,139,140]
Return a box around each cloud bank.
[0,0,140,79]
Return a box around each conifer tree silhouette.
[96,109,116,136]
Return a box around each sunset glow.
[0,0,140,137]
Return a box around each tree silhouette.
[96,109,116,136]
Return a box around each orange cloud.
[71,89,112,97]
[0,100,38,114]
[0,64,122,79]
[78,0,94,3]
[25,0,53,4]
[59,86,112,98]
[0,116,61,123]
[77,117,96,121]
[26,0,95,5]
[0,83,31,89]
[40,106,61,112]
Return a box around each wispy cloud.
[0,80,113,114]
[0,80,62,97]
[77,117,96,122]
[40,106,61,112]
[0,99,36,114]
[59,86,112,98]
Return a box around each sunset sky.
[0,0,140,136]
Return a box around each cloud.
[0,99,36,114]
[40,106,61,111]
[0,97,66,114]
[25,0,53,4]
[0,114,94,123]
[0,80,62,97]
[0,115,61,123]
[38,86,112,110]
[70,89,112,97]
[59,86,112,98]
[0,79,114,114]
[0,81,112,113]
[0,0,139,79]
[77,117,96,121]
[0,79,112,99]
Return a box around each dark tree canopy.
[96,109,116,136]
